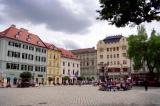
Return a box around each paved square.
[0,85,160,106]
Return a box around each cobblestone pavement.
[0,85,160,106]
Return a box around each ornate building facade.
[97,35,131,79]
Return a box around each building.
[97,35,131,79]
[45,42,61,85]
[71,47,97,80]
[60,48,80,84]
[0,25,47,85]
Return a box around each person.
[144,80,148,91]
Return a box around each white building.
[97,35,131,79]
[60,48,80,84]
[0,25,47,85]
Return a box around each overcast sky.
[0,0,160,50]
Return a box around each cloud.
[0,0,93,34]
[62,39,80,50]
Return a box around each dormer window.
[15,34,19,38]
[37,41,41,45]
[17,31,21,35]
[26,38,31,42]
[28,34,31,38]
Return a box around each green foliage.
[63,76,70,81]
[128,26,160,73]
[97,0,160,27]
[20,72,32,82]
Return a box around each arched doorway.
[56,78,59,84]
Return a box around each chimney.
[10,24,16,28]
[20,28,28,32]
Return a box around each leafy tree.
[128,25,160,73]
[63,76,70,81]
[20,72,32,82]
[97,0,160,27]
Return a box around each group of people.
[99,78,132,91]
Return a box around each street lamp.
[120,64,123,79]
[98,62,109,82]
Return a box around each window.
[100,55,103,59]
[110,48,112,52]
[28,54,33,60]
[107,55,109,59]
[92,61,94,65]
[73,63,74,67]
[6,63,19,70]
[68,70,70,75]
[122,46,127,50]
[99,48,104,52]
[35,66,41,72]
[113,47,115,51]
[68,62,70,66]
[123,53,127,57]
[73,70,75,74]
[28,65,33,71]
[117,47,119,51]
[77,64,79,67]
[117,61,120,65]
[6,63,11,69]
[110,55,112,58]
[29,46,34,51]
[22,53,28,59]
[107,48,109,51]
[23,44,28,49]
[114,54,116,58]
[63,62,65,66]
[7,51,12,57]
[123,60,127,64]
[117,54,119,58]
[63,69,65,74]
[41,57,46,62]
[114,61,116,65]
[7,51,20,58]
[36,48,41,52]
[8,41,21,48]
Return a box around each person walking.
[144,79,148,91]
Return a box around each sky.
[0,0,160,50]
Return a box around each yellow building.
[45,43,61,85]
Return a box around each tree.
[63,76,70,84]
[97,0,160,27]
[128,25,160,73]
[20,72,32,82]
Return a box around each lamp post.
[120,64,123,79]
[98,62,109,82]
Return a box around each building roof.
[71,47,96,54]
[44,42,60,51]
[59,48,78,59]
[0,25,46,48]
[103,35,123,43]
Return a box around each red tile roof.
[44,42,61,52]
[71,47,96,54]
[59,48,78,59]
[0,25,46,48]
